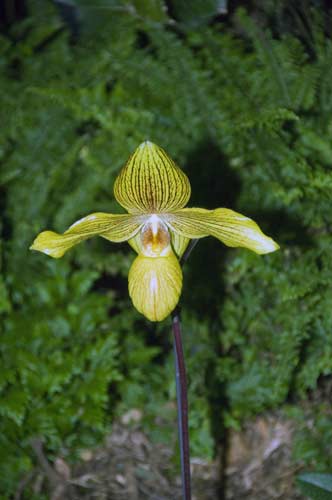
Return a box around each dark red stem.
[172,238,198,499]
[172,311,191,500]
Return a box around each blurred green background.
[1,0,332,497]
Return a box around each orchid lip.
[140,214,171,257]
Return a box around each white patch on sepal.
[139,140,153,149]
[243,228,279,253]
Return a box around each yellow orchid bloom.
[30,141,279,322]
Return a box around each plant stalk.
[172,238,198,500]
[172,311,191,500]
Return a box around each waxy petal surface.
[164,208,279,255]
[114,141,191,213]
[30,213,143,258]
[128,251,182,321]
[170,232,190,259]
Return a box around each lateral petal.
[114,141,191,213]
[30,213,143,258]
[164,208,279,255]
[128,233,142,254]
[128,251,182,322]
[170,232,190,259]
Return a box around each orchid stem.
[172,311,191,500]
[172,238,198,500]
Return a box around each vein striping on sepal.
[30,213,145,258]
[164,208,279,255]
[114,142,191,213]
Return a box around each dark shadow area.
[286,333,313,404]
[0,187,10,242]
[181,140,317,497]
[0,0,27,31]
[53,0,80,44]
[181,140,242,500]
[185,141,241,209]
[182,139,241,319]
[249,208,315,250]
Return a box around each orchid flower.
[30,141,279,321]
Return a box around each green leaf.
[0,276,11,314]
[297,473,332,500]
[171,0,227,27]
[131,0,168,22]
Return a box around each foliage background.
[1,0,332,496]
